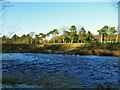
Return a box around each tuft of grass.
[2,76,20,86]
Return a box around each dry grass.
[2,43,120,56]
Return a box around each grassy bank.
[2,74,119,89]
[2,43,120,56]
[2,73,79,88]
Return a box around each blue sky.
[2,2,118,36]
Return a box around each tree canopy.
[1,25,119,44]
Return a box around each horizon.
[2,2,118,37]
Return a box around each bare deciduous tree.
[0,0,17,38]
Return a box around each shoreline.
[2,51,119,57]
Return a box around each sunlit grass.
[48,43,91,46]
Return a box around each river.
[2,53,120,88]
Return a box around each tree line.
[1,25,120,44]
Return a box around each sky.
[3,0,120,2]
[2,1,118,37]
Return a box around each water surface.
[2,53,119,88]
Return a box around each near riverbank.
[2,43,120,56]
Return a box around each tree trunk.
[63,38,64,43]
[71,39,73,43]
[77,38,79,43]
[64,40,66,43]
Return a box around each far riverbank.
[2,43,120,56]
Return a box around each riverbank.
[2,43,120,56]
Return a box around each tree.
[52,29,59,37]
[78,27,86,43]
[29,32,36,44]
[38,33,47,44]
[12,34,19,43]
[26,34,32,44]
[62,30,68,43]
[35,34,40,44]
[2,35,7,43]
[49,29,59,43]
[29,32,35,38]
[86,31,93,43]
[0,0,15,37]
[97,25,108,43]
[59,26,69,43]
[108,27,117,43]
[19,34,25,44]
[69,25,77,43]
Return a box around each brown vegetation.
[2,43,120,56]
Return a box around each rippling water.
[2,53,120,88]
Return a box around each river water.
[2,53,120,88]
